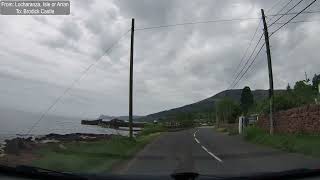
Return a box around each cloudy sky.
[0,0,319,118]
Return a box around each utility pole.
[215,101,219,128]
[261,9,274,135]
[129,18,135,138]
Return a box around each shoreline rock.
[3,133,119,155]
[4,137,35,155]
[35,133,114,142]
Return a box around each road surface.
[119,127,320,176]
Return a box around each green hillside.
[137,89,284,122]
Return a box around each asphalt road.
[119,127,320,176]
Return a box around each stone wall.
[257,104,320,134]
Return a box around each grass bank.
[244,126,320,157]
[137,124,168,137]
[214,123,238,136]
[32,133,160,173]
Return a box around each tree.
[286,83,292,92]
[257,92,298,114]
[294,80,314,96]
[173,112,195,128]
[216,98,240,124]
[294,80,311,90]
[255,73,320,114]
[240,86,254,115]
[312,74,320,92]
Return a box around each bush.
[180,119,195,128]
[243,126,265,140]
[252,76,319,115]
[256,90,316,114]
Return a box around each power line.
[233,1,318,88]
[135,0,306,31]
[267,10,320,16]
[266,0,287,13]
[266,0,295,23]
[229,20,261,85]
[274,19,320,24]
[135,17,260,31]
[270,0,317,36]
[232,0,317,91]
[268,0,305,27]
[228,33,264,89]
[227,0,295,90]
[233,43,266,88]
[233,1,318,91]
[25,29,130,135]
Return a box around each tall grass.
[32,134,159,173]
[244,127,320,157]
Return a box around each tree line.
[217,73,320,124]
[161,73,320,127]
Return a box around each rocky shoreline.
[1,133,116,156]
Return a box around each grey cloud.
[2,47,58,67]
[33,16,48,24]
[115,0,173,26]
[60,20,83,41]
[0,0,319,118]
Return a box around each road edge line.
[193,129,223,163]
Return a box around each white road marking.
[201,145,223,162]
[194,130,200,143]
[193,129,223,163]
[193,130,198,137]
[201,145,207,151]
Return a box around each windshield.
[1,0,320,178]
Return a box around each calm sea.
[0,108,132,143]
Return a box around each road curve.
[119,127,320,176]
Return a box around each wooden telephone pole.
[129,18,135,138]
[261,9,274,135]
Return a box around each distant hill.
[137,89,284,122]
[115,115,143,121]
[98,114,113,120]
[98,114,142,121]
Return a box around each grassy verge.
[32,133,160,173]
[243,126,320,157]
[137,124,168,136]
[214,123,238,136]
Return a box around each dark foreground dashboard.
[1,165,320,180]
[1,174,320,180]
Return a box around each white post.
[316,83,320,104]
[238,116,244,134]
